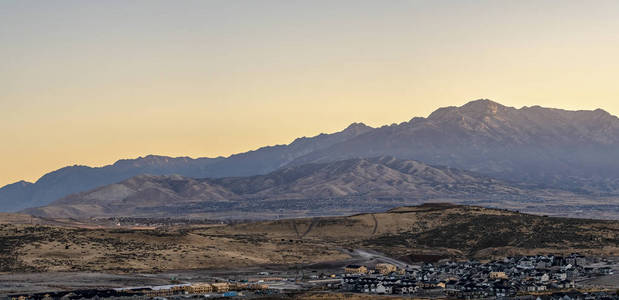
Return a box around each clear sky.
[2,0,619,187]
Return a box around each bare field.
[0,224,347,273]
[1,204,618,275]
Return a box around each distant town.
[7,254,618,300]
[342,254,616,299]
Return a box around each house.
[537,259,551,269]
[345,264,368,274]
[489,271,508,279]
[519,259,535,269]
[187,283,213,293]
[555,280,574,289]
[458,283,487,299]
[549,291,585,300]
[537,284,547,291]
[395,285,417,294]
[553,272,568,281]
[211,282,230,292]
[533,272,550,282]
[444,280,458,291]
[565,254,586,266]
[375,263,397,275]
[526,283,540,292]
[375,283,392,294]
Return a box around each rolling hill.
[2,204,618,273]
[23,157,602,220]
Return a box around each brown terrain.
[2,203,617,274]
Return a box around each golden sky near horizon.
[2,0,619,186]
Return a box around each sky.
[2,0,619,187]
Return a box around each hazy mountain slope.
[0,123,372,212]
[289,100,619,193]
[0,156,222,212]
[23,157,546,219]
[4,99,619,212]
[201,122,373,177]
[0,181,33,211]
[211,156,523,199]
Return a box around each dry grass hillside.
[1,204,617,273]
[221,203,619,259]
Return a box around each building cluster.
[9,282,268,300]
[342,254,616,299]
[118,282,267,298]
[7,254,615,300]
[345,263,403,276]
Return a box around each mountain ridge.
[3,99,619,212]
[0,123,373,211]
[287,100,619,192]
[23,156,600,220]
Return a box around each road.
[344,249,412,269]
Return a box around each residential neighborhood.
[342,254,617,299]
[7,254,617,300]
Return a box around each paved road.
[348,249,411,269]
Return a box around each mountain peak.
[341,122,373,135]
[426,99,512,122]
[593,108,613,116]
[16,180,32,187]
[344,122,371,131]
[113,155,195,168]
[0,180,33,190]
[460,99,507,114]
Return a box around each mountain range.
[289,100,619,193]
[0,122,372,211]
[3,99,619,215]
[23,156,534,219]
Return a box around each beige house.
[375,263,397,275]
[489,271,508,279]
[345,264,369,274]
[211,282,230,292]
[186,283,214,293]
